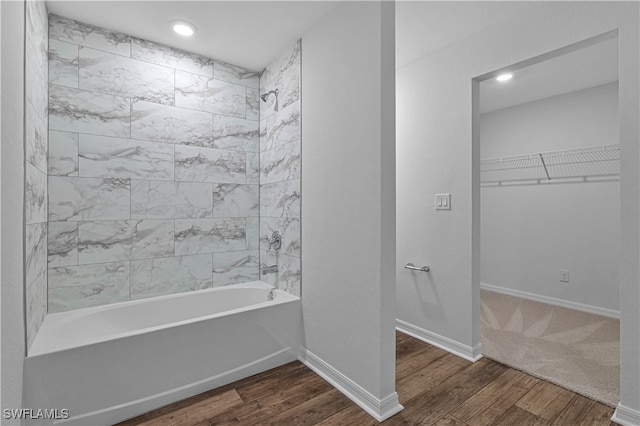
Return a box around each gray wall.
[1,0,26,419]
[396,1,639,417]
[46,15,262,313]
[481,83,620,314]
[301,1,398,418]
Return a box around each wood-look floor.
[117,332,617,426]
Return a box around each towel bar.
[404,263,430,272]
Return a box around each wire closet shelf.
[480,144,620,185]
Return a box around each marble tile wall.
[25,0,49,349]
[47,15,262,312]
[259,41,302,296]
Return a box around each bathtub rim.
[29,281,297,358]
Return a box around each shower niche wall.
[39,13,300,323]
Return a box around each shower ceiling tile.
[78,134,174,181]
[79,47,175,105]
[130,100,213,147]
[131,180,213,220]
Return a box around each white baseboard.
[298,347,404,422]
[396,319,482,362]
[481,282,620,319]
[612,403,640,426]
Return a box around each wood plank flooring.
[117,332,617,426]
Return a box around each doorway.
[474,32,621,407]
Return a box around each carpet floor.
[480,289,620,407]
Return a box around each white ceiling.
[45,1,339,72]
[395,1,546,70]
[395,1,619,113]
[46,1,619,110]
[49,0,540,73]
[479,37,619,113]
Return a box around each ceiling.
[395,1,547,70]
[46,1,619,111]
[395,1,619,113]
[49,1,541,73]
[479,37,619,113]
[46,1,339,72]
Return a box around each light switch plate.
[560,269,569,283]
[436,193,451,210]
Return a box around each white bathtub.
[24,282,302,425]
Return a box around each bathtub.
[23,281,302,425]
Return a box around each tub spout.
[268,289,276,301]
[261,264,278,275]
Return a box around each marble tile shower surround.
[26,0,49,349]
[46,15,274,313]
[259,41,301,296]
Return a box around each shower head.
[260,88,279,102]
[260,88,279,111]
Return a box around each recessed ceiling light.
[170,20,196,37]
[496,73,513,82]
